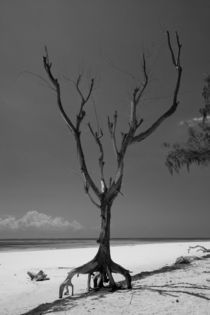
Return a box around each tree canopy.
[165,76,210,173]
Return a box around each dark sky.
[0,0,210,238]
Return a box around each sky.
[0,0,210,239]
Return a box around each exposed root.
[59,259,98,298]
[188,245,210,254]
[59,256,132,298]
[111,260,132,289]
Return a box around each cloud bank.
[0,210,82,231]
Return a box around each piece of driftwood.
[175,256,200,265]
[27,270,50,281]
[188,245,210,253]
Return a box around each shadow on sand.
[22,254,210,315]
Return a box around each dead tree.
[42,31,182,297]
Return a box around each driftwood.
[175,256,201,265]
[188,245,210,254]
[27,270,49,281]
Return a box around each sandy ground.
[0,241,210,315]
[28,254,210,315]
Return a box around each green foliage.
[165,77,210,174]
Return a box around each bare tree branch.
[135,54,149,105]
[131,31,182,143]
[74,135,101,198]
[75,74,85,103]
[176,31,182,67]
[85,78,95,103]
[108,111,119,158]
[43,32,182,208]
[43,47,76,133]
[43,47,101,199]
[106,54,149,201]
[88,122,106,192]
[75,76,95,130]
[107,31,182,202]
[166,31,177,67]
[128,53,149,131]
[73,74,102,197]
[84,185,100,208]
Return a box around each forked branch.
[131,31,182,143]
[117,53,149,166]
[133,53,149,107]
[76,76,95,130]
[43,48,101,199]
[107,32,182,202]
[43,47,76,133]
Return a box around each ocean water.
[0,238,209,252]
[0,238,146,251]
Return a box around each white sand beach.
[0,241,210,315]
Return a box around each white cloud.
[0,210,82,231]
[180,115,210,127]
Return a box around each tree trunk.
[93,201,131,289]
[94,202,115,286]
[97,203,111,257]
[59,200,132,298]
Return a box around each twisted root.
[59,258,132,298]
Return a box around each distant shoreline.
[0,237,210,252]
